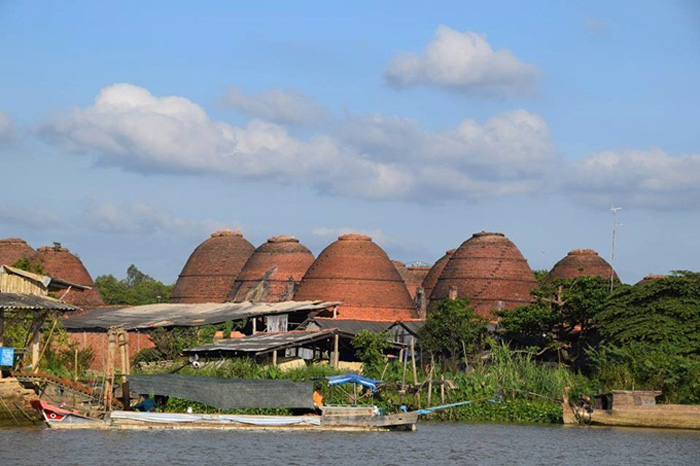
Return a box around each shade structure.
[429,232,537,318]
[546,249,619,282]
[421,249,455,300]
[229,235,315,302]
[170,230,255,303]
[0,238,35,266]
[294,233,419,320]
[30,245,104,308]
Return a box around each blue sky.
[1,1,699,284]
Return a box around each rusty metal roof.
[0,293,79,312]
[62,300,341,331]
[184,329,338,356]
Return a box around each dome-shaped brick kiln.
[170,230,255,303]
[0,238,35,266]
[546,249,618,282]
[294,233,418,320]
[421,249,455,300]
[229,235,315,302]
[429,232,537,318]
[30,245,105,308]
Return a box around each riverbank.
[136,345,586,425]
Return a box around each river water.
[1,423,698,466]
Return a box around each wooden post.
[410,338,418,386]
[427,353,434,408]
[400,348,407,391]
[104,328,116,410]
[332,333,339,368]
[440,374,445,404]
[272,350,277,366]
[30,331,41,372]
[252,318,257,335]
[118,329,131,408]
[74,347,78,382]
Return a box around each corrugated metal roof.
[306,318,393,335]
[387,320,425,335]
[0,293,79,311]
[184,329,337,355]
[62,300,341,331]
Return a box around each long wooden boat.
[562,387,700,430]
[31,400,418,431]
[30,374,418,432]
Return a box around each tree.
[419,298,487,367]
[588,271,700,402]
[595,271,700,354]
[95,265,174,305]
[11,257,44,274]
[498,276,617,364]
[352,330,391,368]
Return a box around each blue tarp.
[326,374,383,392]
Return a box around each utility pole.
[610,206,622,291]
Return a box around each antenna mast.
[610,206,622,291]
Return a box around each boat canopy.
[326,374,383,392]
[128,374,314,410]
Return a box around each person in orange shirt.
[313,385,324,408]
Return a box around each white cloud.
[0,204,64,229]
[568,149,700,209]
[41,83,556,202]
[0,110,16,142]
[224,86,327,125]
[384,26,539,97]
[81,201,229,237]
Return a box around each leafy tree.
[588,271,700,402]
[11,257,45,274]
[498,276,618,364]
[419,298,487,367]
[133,320,246,363]
[532,269,549,285]
[95,264,174,305]
[352,330,391,368]
[595,271,700,354]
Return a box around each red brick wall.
[67,331,154,372]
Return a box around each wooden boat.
[30,374,418,432]
[562,387,700,430]
[31,399,417,431]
